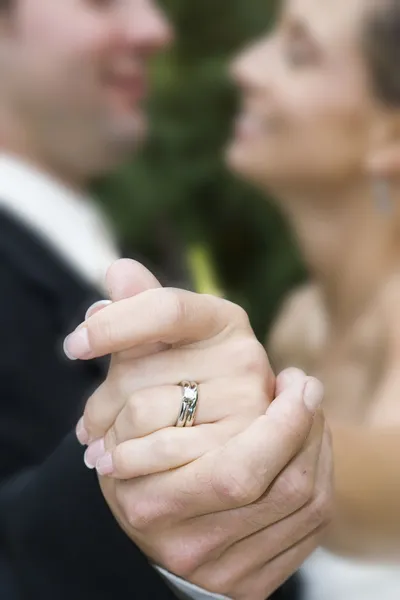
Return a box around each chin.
[225,140,269,190]
[226,139,251,176]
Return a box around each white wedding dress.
[301,548,400,600]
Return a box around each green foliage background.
[97,0,306,340]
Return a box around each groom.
[0,1,332,599]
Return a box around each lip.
[234,110,280,141]
[105,73,148,103]
[234,113,262,141]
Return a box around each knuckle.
[113,444,133,477]
[227,302,251,329]
[126,502,153,531]
[163,289,186,328]
[243,340,270,377]
[202,569,235,597]
[159,539,205,579]
[83,382,109,436]
[228,338,269,375]
[115,486,155,531]
[212,466,262,507]
[126,393,146,428]
[280,469,314,511]
[83,401,97,434]
[125,504,152,531]
[116,485,182,531]
[104,425,117,450]
[151,435,176,462]
[108,362,131,397]
[90,310,114,349]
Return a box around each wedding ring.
[176,381,199,427]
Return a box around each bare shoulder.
[267,283,327,373]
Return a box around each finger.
[82,342,270,440]
[94,424,235,479]
[190,410,325,550]
[275,367,306,396]
[213,528,325,600]
[73,260,166,444]
[84,257,160,322]
[66,259,166,364]
[313,421,334,506]
[106,259,162,301]
[107,378,265,444]
[261,408,325,518]
[191,496,327,594]
[121,377,324,522]
[63,288,249,360]
[206,377,324,509]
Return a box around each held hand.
[64,260,333,599]
[65,261,276,475]
[100,369,331,600]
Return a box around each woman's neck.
[275,179,400,330]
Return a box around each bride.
[227,0,400,598]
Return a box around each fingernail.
[96,452,114,475]
[84,438,106,469]
[85,300,112,321]
[63,327,91,360]
[76,417,89,445]
[303,378,324,413]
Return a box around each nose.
[121,0,174,54]
[230,39,269,92]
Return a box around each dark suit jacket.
[0,208,299,600]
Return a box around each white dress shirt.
[0,153,228,600]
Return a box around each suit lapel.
[0,207,109,379]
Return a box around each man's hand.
[64,259,333,600]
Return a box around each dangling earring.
[372,177,392,214]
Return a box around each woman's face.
[227,0,377,191]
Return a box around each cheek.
[233,85,369,185]
[286,89,369,174]
[16,1,111,62]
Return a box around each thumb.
[106,258,162,301]
[155,376,325,518]
[207,376,324,510]
[108,259,167,360]
[86,258,167,361]
[85,259,162,320]
[64,259,165,363]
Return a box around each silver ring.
[176,381,199,427]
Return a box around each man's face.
[0,0,172,178]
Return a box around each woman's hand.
[66,274,277,477]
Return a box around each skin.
[0,0,172,183]
[65,259,332,600]
[0,1,333,597]
[229,0,400,558]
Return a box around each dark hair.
[363,0,400,106]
